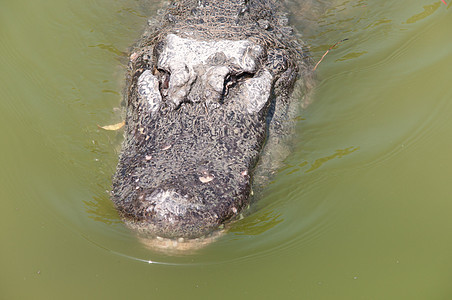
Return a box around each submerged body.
[112,0,313,248]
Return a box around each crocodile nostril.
[160,71,170,90]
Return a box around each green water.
[1,0,451,298]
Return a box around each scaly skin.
[112,0,313,248]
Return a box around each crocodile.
[111,0,313,249]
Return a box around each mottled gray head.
[112,7,304,247]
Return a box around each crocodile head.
[112,33,297,249]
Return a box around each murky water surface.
[1,0,451,298]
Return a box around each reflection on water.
[305,146,360,172]
[229,210,284,236]
[84,195,121,225]
[406,2,441,24]
[88,44,127,56]
[336,51,367,61]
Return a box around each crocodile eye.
[155,68,170,97]
[223,72,255,97]
[224,74,233,90]
[161,71,170,90]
